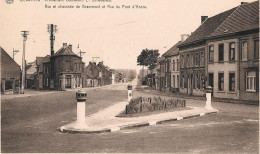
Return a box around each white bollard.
[205,86,213,110]
[127,85,133,103]
[76,90,87,129]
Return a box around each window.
[229,73,235,92]
[173,60,175,71]
[193,73,196,89]
[181,55,184,68]
[177,75,179,88]
[194,53,199,66]
[209,45,214,62]
[200,51,204,66]
[184,76,187,88]
[246,71,256,91]
[218,73,224,91]
[187,54,190,67]
[46,78,49,86]
[197,73,200,89]
[173,75,175,88]
[177,59,179,71]
[254,40,259,59]
[240,41,248,60]
[218,44,224,62]
[190,53,193,66]
[229,43,235,61]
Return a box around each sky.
[0,0,256,70]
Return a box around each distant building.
[1,47,21,94]
[158,57,166,91]
[162,35,189,93]
[25,61,37,89]
[97,61,112,86]
[82,62,102,87]
[35,55,50,90]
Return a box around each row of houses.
[1,43,121,93]
[149,1,259,103]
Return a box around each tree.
[147,49,160,70]
[137,49,160,83]
[137,48,160,70]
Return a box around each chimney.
[68,44,72,50]
[181,34,190,42]
[93,62,96,65]
[89,61,92,65]
[241,2,248,5]
[201,16,208,24]
[63,43,67,48]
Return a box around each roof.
[179,6,237,47]
[162,41,181,57]
[36,56,50,66]
[87,62,101,71]
[53,46,78,57]
[0,46,20,67]
[157,56,165,63]
[208,1,259,38]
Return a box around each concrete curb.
[60,109,218,134]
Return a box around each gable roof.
[36,56,50,66]
[162,41,181,57]
[53,46,78,57]
[208,1,259,38]
[0,46,20,67]
[179,6,237,47]
[86,62,101,71]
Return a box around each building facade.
[82,62,102,87]
[178,6,237,96]
[205,1,259,102]
[35,43,85,90]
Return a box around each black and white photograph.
[0,0,259,153]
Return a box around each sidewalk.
[137,86,258,105]
[60,101,218,134]
[1,89,60,101]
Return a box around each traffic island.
[60,102,218,134]
[60,86,218,134]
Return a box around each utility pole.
[77,45,86,58]
[21,31,29,94]
[13,48,19,60]
[92,57,99,63]
[47,24,57,89]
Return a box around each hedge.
[126,97,186,114]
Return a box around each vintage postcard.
[1,0,259,153]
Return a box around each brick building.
[35,43,85,90]
[82,62,102,87]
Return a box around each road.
[1,83,259,153]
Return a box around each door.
[208,73,214,87]
[65,76,71,88]
[208,73,214,96]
